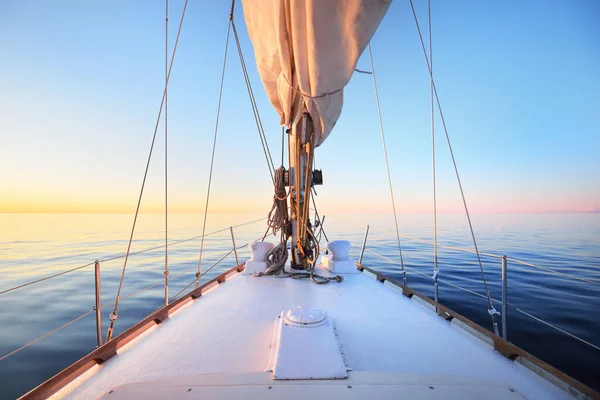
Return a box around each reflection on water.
[0,213,599,398]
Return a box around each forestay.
[241,0,391,146]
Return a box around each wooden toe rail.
[19,264,245,400]
[356,263,599,400]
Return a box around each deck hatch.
[267,307,348,380]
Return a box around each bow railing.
[0,217,265,362]
[355,224,600,353]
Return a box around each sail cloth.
[241,0,391,147]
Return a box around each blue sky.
[0,0,598,214]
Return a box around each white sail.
[242,0,391,146]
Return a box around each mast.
[287,112,316,271]
[241,1,390,272]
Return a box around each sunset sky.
[1,0,598,215]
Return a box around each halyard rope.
[231,19,276,183]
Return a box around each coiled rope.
[263,243,289,276]
[267,167,290,237]
[256,166,341,284]
[262,167,290,275]
[258,224,342,284]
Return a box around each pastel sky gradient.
[1,1,598,215]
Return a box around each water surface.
[0,213,598,398]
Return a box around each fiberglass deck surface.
[60,266,570,399]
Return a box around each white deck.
[59,265,571,399]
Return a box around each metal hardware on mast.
[502,255,508,339]
[94,260,102,347]
[359,225,370,265]
[288,113,314,270]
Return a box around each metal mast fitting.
[287,113,318,271]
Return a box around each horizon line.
[1,210,598,215]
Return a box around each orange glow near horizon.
[0,198,268,214]
[1,195,598,215]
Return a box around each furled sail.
[242,0,391,147]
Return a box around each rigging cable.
[310,142,329,244]
[367,43,407,285]
[0,218,267,297]
[311,189,329,243]
[408,0,500,335]
[428,0,439,303]
[105,0,190,342]
[195,4,233,289]
[4,247,598,363]
[0,309,95,362]
[0,246,244,363]
[164,0,170,307]
[231,19,276,183]
[230,3,289,275]
[362,246,600,353]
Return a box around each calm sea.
[0,213,599,398]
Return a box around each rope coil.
[267,167,290,237]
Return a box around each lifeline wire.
[92,216,264,270]
[362,246,600,352]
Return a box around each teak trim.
[356,263,599,400]
[19,264,245,400]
